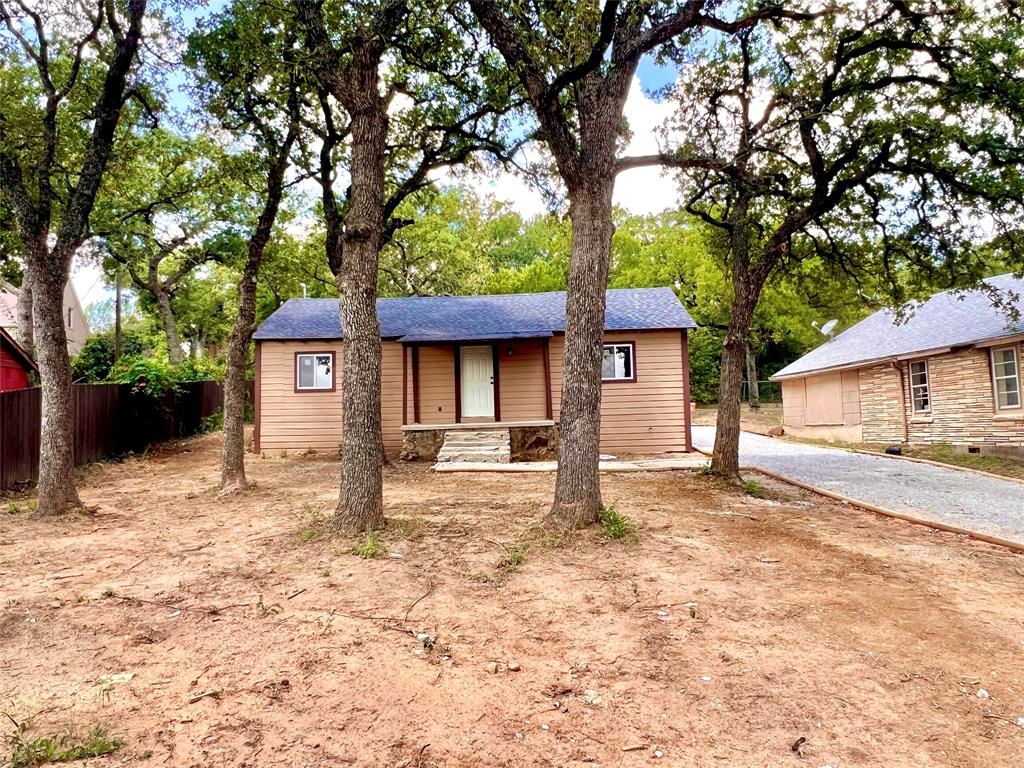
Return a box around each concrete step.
[436,429,512,463]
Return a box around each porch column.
[453,345,462,423]
[542,337,553,420]
[411,345,421,424]
[402,344,408,427]
[491,343,501,422]
[681,329,692,452]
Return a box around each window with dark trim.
[992,345,1021,409]
[909,360,930,413]
[296,352,334,391]
[602,343,635,382]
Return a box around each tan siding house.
[773,274,1024,454]
[253,288,697,457]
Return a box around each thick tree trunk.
[31,253,82,516]
[15,271,34,353]
[219,276,256,493]
[155,288,183,365]
[332,68,387,535]
[745,342,760,410]
[546,183,614,529]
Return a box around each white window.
[602,343,635,382]
[909,360,930,413]
[296,353,334,390]
[992,346,1021,409]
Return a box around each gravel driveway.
[692,426,1024,547]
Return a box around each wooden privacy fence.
[0,380,224,490]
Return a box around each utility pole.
[114,268,122,363]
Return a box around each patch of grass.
[498,543,529,572]
[4,719,123,768]
[297,504,328,543]
[5,501,19,514]
[598,504,638,543]
[387,516,424,540]
[198,409,223,434]
[742,480,767,498]
[352,531,383,559]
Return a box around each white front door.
[460,345,494,418]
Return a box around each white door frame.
[459,345,495,419]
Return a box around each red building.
[0,327,36,391]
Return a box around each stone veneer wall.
[859,343,1024,448]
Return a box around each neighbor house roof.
[772,273,1024,380]
[0,326,38,372]
[254,287,697,342]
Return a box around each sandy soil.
[1,433,1023,767]
[693,404,783,434]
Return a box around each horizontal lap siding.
[550,330,686,454]
[498,341,547,421]
[258,340,405,453]
[417,346,457,423]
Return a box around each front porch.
[400,336,554,429]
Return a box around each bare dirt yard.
[2,433,1023,767]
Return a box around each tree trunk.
[31,253,82,516]
[219,273,256,493]
[546,183,614,529]
[332,65,387,535]
[155,287,183,365]
[745,341,760,410]
[15,271,34,353]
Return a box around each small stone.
[541,723,549,731]
[1016,717,1024,727]
[700,675,713,682]
[508,662,521,672]
[654,750,664,758]
[484,662,498,674]
[582,689,602,706]
[977,689,990,699]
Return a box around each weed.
[198,410,223,434]
[304,447,317,456]
[498,543,528,572]
[4,502,18,514]
[298,504,328,543]
[742,480,767,499]
[352,531,383,559]
[4,718,123,768]
[598,504,638,543]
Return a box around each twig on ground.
[403,579,434,624]
[287,588,307,600]
[188,689,220,703]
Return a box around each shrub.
[107,356,178,399]
[598,504,638,543]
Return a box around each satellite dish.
[816,319,838,338]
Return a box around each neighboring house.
[0,281,90,356]
[773,273,1024,453]
[252,287,697,457]
[0,326,37,391]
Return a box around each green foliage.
[107,357,179,399]
[352,531,383,559]
[199,410,225,434]
[598,505,638,543]
[175,356,226,383]
[742,480,766,499]
[71,328,151,383]
[4,719,122,768]
[497,543,528,572]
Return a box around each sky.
[72,52,684,311]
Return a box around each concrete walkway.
[692,426,1024,547]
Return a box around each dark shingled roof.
[254,287,696,342]
[773,273,1024,380]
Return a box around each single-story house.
[772,273,1024,452]
[0,326,37,391]
[252,287,697,458]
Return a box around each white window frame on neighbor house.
[295,352,335,391]
[991,345,1021,410]
[602,342,636,382]
[909,359,931,414]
